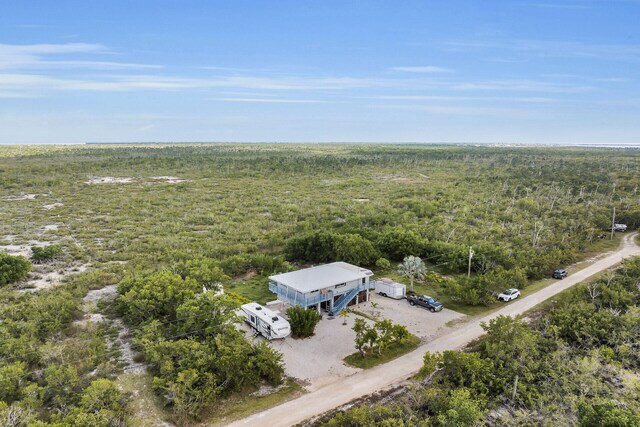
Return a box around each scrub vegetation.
[1,143,639,425]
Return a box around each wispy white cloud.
[0,43,161,70]
[452,79,593,93]
[438,39,640,61]
[391,66,453,73]
[211,97,328,103]
[372,95,557,103]
[369,103,537,118]
[0,72,405,94]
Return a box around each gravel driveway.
[356,293,466,339]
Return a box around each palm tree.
[339,309,349,325]
[398,255,426,292]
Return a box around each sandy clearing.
[78,285,144,374]
[150,176,191,184]
[42,202,64,210]
[75,285,117,327]
[3,194,45,201]
[352,198,370,202]
[83,284,118,305]
[85,177,135,184]
[226,233,640,427]
[0,240,51,258]
[26,263,88,291]
[42,224,60,231]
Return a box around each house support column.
[316,303,321,313]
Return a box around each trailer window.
[251,316,255,323]
[335,283,346,289]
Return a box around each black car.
[552,269,568,279]
[406,292,444,312]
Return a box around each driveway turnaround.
[226,233,640,427]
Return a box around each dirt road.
[227,233,639,427]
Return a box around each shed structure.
[268,262,374,315]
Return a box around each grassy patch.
[225,275,274,304]
[117,373,172,427]
[344,334,421,369]
[200,378,304,426]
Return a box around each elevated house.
[268,262,374,316]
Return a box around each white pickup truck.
[613,223,627,232]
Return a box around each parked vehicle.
[552,269,568,279]
[374,278,406,299]
[241,303,291,340]
[497,288,520,302]
[613,223,627,232]
[406,292,443,312]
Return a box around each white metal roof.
[269,262,372,293]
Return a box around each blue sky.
[1,1,639,144]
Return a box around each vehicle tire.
[409,300,415,306]
[429,307,435,313]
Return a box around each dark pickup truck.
[406,292,444,312]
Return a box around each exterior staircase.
[329,287,360,316]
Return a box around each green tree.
[578,399,640,427]
[398,255,427,292]
[377,228,424,261]
[334,233,379,266]
[117,271,201,323]
[376,257,391,270]
[436,388,484,427]
[286,306,322,338]
[478,315,543,404]
[353,318,369,357]
[0,363,25,403]
[0,253,31,286]
[30,245,61,263]
[174,293,240,338]
[174,257,229,291]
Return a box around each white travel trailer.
[373,278,406,299]
[241,303,291,340]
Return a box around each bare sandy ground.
[2,193,46,201]
[226,233,640,427]
[0,238,89,290]
[85,177,135,184]
[150,176,191,184]
[0,239,51,258]
[42,202,64,210]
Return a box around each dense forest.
[1,144,639,426]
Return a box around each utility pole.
[610,206,616,240]
[511,374,519,402]
[467,246,474,277]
